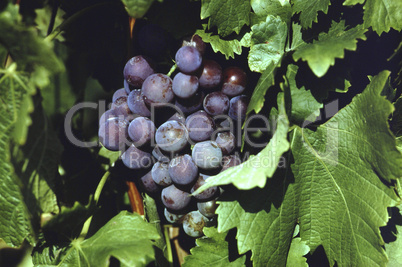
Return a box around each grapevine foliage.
[0,0,401,266]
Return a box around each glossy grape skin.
[161,184,191,211]
[155,121,188,152]
[152,145,171,163]
[128,117,155,147]
[182,211,208,238]
[139,170,160,194]
[228,95,248,122]
[121,144,153,169]
[198,59,222,89]
[191,173,219,201]
[168,154,198,186]
[98,117,129,151]
[221,154,242,172]
[182,34,206,55]
[185,110,215,142]
[99,109,129,127]
[164,208,184,224]
[112,88,127,102]
[168,112,186,124]
[172,72,199,99]
[123,55,154,88]
[151,162,173,187]
[203,92,229,116]
[192,141,222,169]
[175,91,204,115]
[215,132,235,155]
[221,67,247,96]
[111,96,131,117]
[127,89,151,117]
[175,46,202,74]
[142,73,174,105]
[197,199,218,218]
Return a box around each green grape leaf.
[183,227,246,266]
[292,0,330,28]
[391,95,402,137]
[385,205,402,267]
[248,15,287,73]
[286,238,309,267]
[286,23,305,52]
[284,64,323,123]
[121,0,155,18]
[0,65,35,247]
[195,25,243,59]
[345,0,402,34]
[250,0,292,25]
[293,21,367,77]
[38,211,160,267]
[201,0,251,37]
[195,93,289,191]
[217,71,402,266]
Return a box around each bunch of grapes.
[98,35,248,238]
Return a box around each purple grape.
[98,117,129,151]
[175,91,204,115]
[155,121,188,152]
[221,67,247,96]
[142,73,174,105]
[175,46,202,74]
[215,132,235,155]
[127,89,151,117]
[121,144,153,169]
[123,55,154,88]
[191,173,219,201]
[112,88,127,102]
[197,199,218,218]
[124,79,135,94]
[221,154,241,172]
[139,170,160,194]
[182,211,208,238]
[151,162,173,187]
[198,59,222,89]
[99,109,121,126]
[168,112,186,124]
[168,154,198,186]
[111,96,131,117]
[185,110,215,142]
[203,92,229,116]
[161,184,191,211]
[182,34,206,55]
[192,141,222,169]
[128,117,155,147]
[228,95,248,122]
[172,72,199,99]
[152,145,171,163]
[164,208,184,224]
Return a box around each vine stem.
[167,64,177,77]
[126,181,144,215]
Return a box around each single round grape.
[192,141,222,169]
[112,88,127,102]
[221,154,242,172]
[139,170,160,194]
[182,34,206,55]
[198,59,222,89]
[98,117,129,151]
[142,73,174,105]
[152,162,173,187]
[221,67,247,96]
[175,91,204,115]
[168,112,186,124]
[182,211,208,238]
[123,55,154,88]
[155,121,188,152]
[164,208,184,224]
[99,109,122,126]
[203,92,229,116]
[121,144,153,169]
[128,117,155,147]
[215,132,235,155]
[175,46,202,74]
[191,173,219,201]
[197,199,218,218]
[161,184,191,211]
[111,96,131,116]
[127,89,151,117]
[152,145,171,163]
[185,110,215,142]
[168,154,198,186]
[172,72,199,99]
[228,95,248,122]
